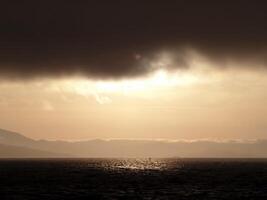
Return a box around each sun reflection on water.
[101,158,169,171]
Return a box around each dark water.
[0,158,266,199]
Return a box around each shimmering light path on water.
[0,158,266,199]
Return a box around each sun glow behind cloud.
[1,58,267,140]
[61,69,199,102]
[48,51,208,103]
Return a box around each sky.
[1,1,267,140]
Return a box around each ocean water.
[0,158,266,199]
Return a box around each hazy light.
[61,69,199,100]
[2,59,267,141]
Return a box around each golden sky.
[1,54,267,141]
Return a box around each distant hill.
[0,129,69,157]
[0,128,267,158]
[0,143,65,158]
[0,128,35,146]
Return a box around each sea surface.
[0,158,266,199]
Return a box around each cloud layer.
[1,1,267,79]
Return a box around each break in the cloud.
[0,1,267,79]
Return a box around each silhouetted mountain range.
[0,128,35,146]
[0,128,267,158]
[0,143,65,158]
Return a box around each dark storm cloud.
[0,1,267,79]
